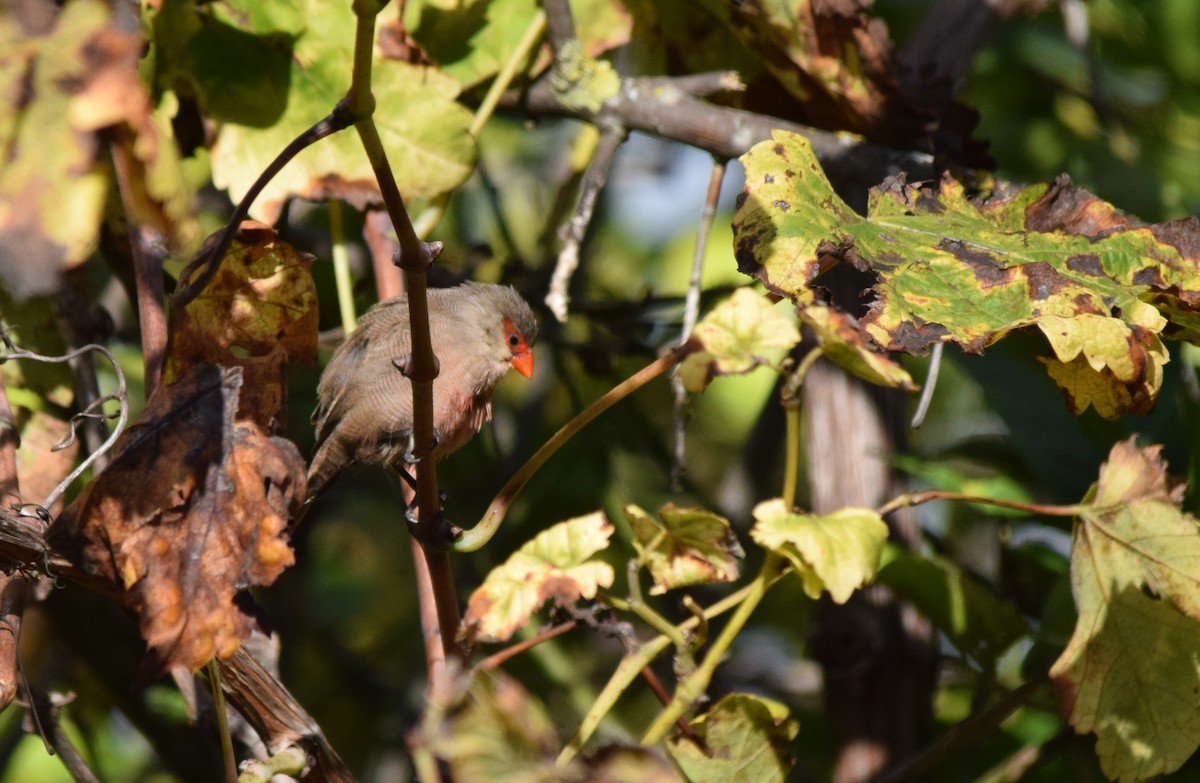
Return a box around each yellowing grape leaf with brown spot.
[734,131,1200,418]
[750,500,887,603]
[678,288,800,392]
[625,504,743,595]
[1051,439,1200,782]
[462,512,614,644]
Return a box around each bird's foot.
[401,427,440,464]
[404,494,461,548]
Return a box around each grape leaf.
[625,504,743,595]
[666,693,798,783]
[1050,439,1200,782]
[423,670,680,783]
[734,131,1200,417]
[197,0,475,223]
[169,223,318,429]
[750,500,887,603]
[802,304,916,391]
[51,364,303,678]
[462,512,614,644]
[678,288,800,392]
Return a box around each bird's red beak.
[511,351,534,379]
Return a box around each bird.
[306,282,537,501]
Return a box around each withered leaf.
[52,363,304,678]
[169,222,318,429]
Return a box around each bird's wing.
[312,297,411,439]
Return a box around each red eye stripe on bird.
[306,282,538,502]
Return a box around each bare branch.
[546,121,626,322]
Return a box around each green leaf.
[877,549,1028,664]
[625,504,743,595]
[148,0,296,127]
[425,670,681,783]
[666,693,798,783]
[462,512,615,644]
[202,0,475,223]
[750,500,887,603]
[1050,438,1200,781]
[734,130,1200,418]
[409,0,542,89]
[678,288,800,392]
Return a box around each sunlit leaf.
[197,0,475,223]
[750,500,887,603]
[801,304,916,391]
[667,693,798,783]
[734,131,1200,417]
[1050,438,1200,782]
[678,289,800,392]
[462,512,614,644]
[626,504,743,595]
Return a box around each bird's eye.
[508,333,521,348]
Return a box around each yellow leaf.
[462,513,614,644]
[1051,439,1200,781]
[750,500,887,603]
[626,504,743,595]
[1037,312,1167,418]
[678,289,800,392]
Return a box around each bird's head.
[503,315,536,378]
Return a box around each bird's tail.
[305,437,350,506]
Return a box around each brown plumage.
[307,282,537,500]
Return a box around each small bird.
[307,282,537,501]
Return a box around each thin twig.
[474,621,578,673]
[206,661,237,783]
[0,334,128,512]
[876,489,1083,519]
[671,158,727,489]
[458,344,696,552]
[545,121,626,322]
[541,0,576,53]
[174,105,355,310]
[25,690,102,783]
[500,74,934,186]
[344,1,462,686]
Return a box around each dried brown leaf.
[52,363,304,677]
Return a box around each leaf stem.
[470,10,547,139]
[638,554,784,745]
[328,200,359,335]
[457,344,696,551]
[557,579,765,764]
[877,490,1084,519]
